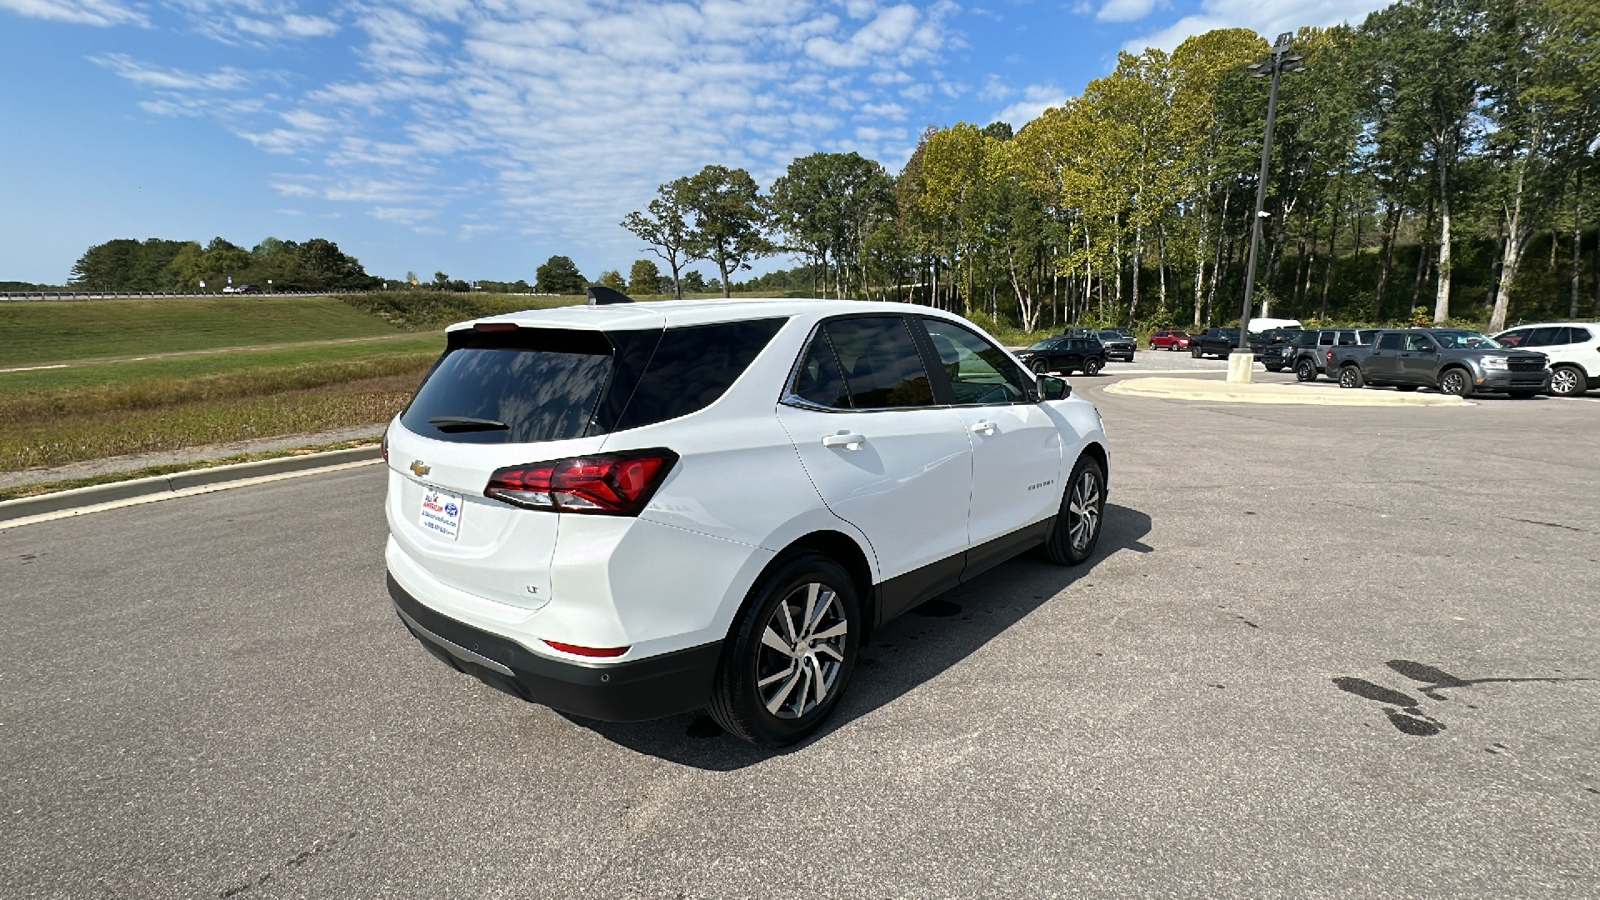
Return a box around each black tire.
[1338,365,1364,389]
[1549,365,1587,397]
[1084,358,1102,376]
[1439,367,1473,398]
[1191,346,1202,359]
[708,554,861,748]
[1042,455,1106,566]
[1295,358,1317,382]
[1031,359,1051,376]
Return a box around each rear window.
[401,328,613,444]
[403,318,785,443]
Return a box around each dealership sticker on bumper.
[420,488,463,540]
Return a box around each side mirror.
[1037,375,1071,400]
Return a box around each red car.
[1148,330,1191,350]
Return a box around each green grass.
[0,371,422,471]
[0,295,409,366]
[0,334,444,394]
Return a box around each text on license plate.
[419,487,463,540]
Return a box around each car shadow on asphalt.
[565,503,1154,770]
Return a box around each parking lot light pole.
[1230,31,1305,385]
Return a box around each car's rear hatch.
[386,320,661,610]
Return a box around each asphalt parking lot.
[2,373,1597,898]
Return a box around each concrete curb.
[1102,377,1473,407]
[0,445,381,524]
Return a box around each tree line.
[68,236,376,293]
[621,0,1598,333]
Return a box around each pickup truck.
[1190,327,1291,361]
[1328,329,1550,398]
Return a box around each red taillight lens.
[1325,350,1333,364]
[542,640,629,658]
[485,448,677,515]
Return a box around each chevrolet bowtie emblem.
[410,460,430,477]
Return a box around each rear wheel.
[1295,358,1317,382]
[1439,367,1473,398]
[1084,358,1102,376]
[1042,455,1105,566]
[1550,365,1587,397]
[708,555,860,748]
[1191,347,1202,359]
[1338,366,1364,389]
[1031,359,1051,376]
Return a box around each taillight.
[485,448,678,515]
[1325,350,1333,364]
[542,640,628,658]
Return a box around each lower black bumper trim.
[388,572,721,722]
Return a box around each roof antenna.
[587,286,634,305]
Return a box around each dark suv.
[1097,329,1136,362]
[1015,336,1107,376]
[1331,329,1550,397]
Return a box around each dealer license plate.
[419,487,463,541]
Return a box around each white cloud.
[1097,0,1159,23]
[1126,0,1390,53]
[0,0,145,27]
[91,53,251,91]
[805,4,929,67]
[369,206,437,224]
[993,84,1070,127]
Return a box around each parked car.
[1292,328,1383,382]
[1148,329,1190,351]
[236,284,263,294]
[384,298,1111,747]
[1491,323,1599,397]
[1097,329,1136,362]
[1016,335,1107,376]
[1330,329,1549,398]
[1190,328,1242,358]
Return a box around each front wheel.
[1042,455,1106,565]
[1439,368,1473,398]
[708,555,860,748]
[1084,358,1102,376]
[1295,358,1317,382]
[1191,347,1202,359]
[1338,366,1364,389]
[1031,359,1051,376]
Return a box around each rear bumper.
[388,573,720,722]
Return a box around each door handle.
[969,420,996,435]
[821,433,865,450]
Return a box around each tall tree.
[627,259,661,296]
[535,255,586,294]
[621,178,703,300]
[680,165,772,298]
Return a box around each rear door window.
[1378,333,1404,350]
[1528,327,1563,347]
[792,316,934,409]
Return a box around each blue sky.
[0,0,1387,286]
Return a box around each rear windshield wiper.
[428,416,509,432]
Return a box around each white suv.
[1492,322,1600,397]
[383,298,1110,746]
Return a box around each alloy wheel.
[1067,468,1102,552]
[1441,370,1467,395]
[756,582,849,720]
[1551,367,1581,396]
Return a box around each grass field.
[0,295,412,367]
[0,334,444,394]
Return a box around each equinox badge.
[410,460,431,477]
